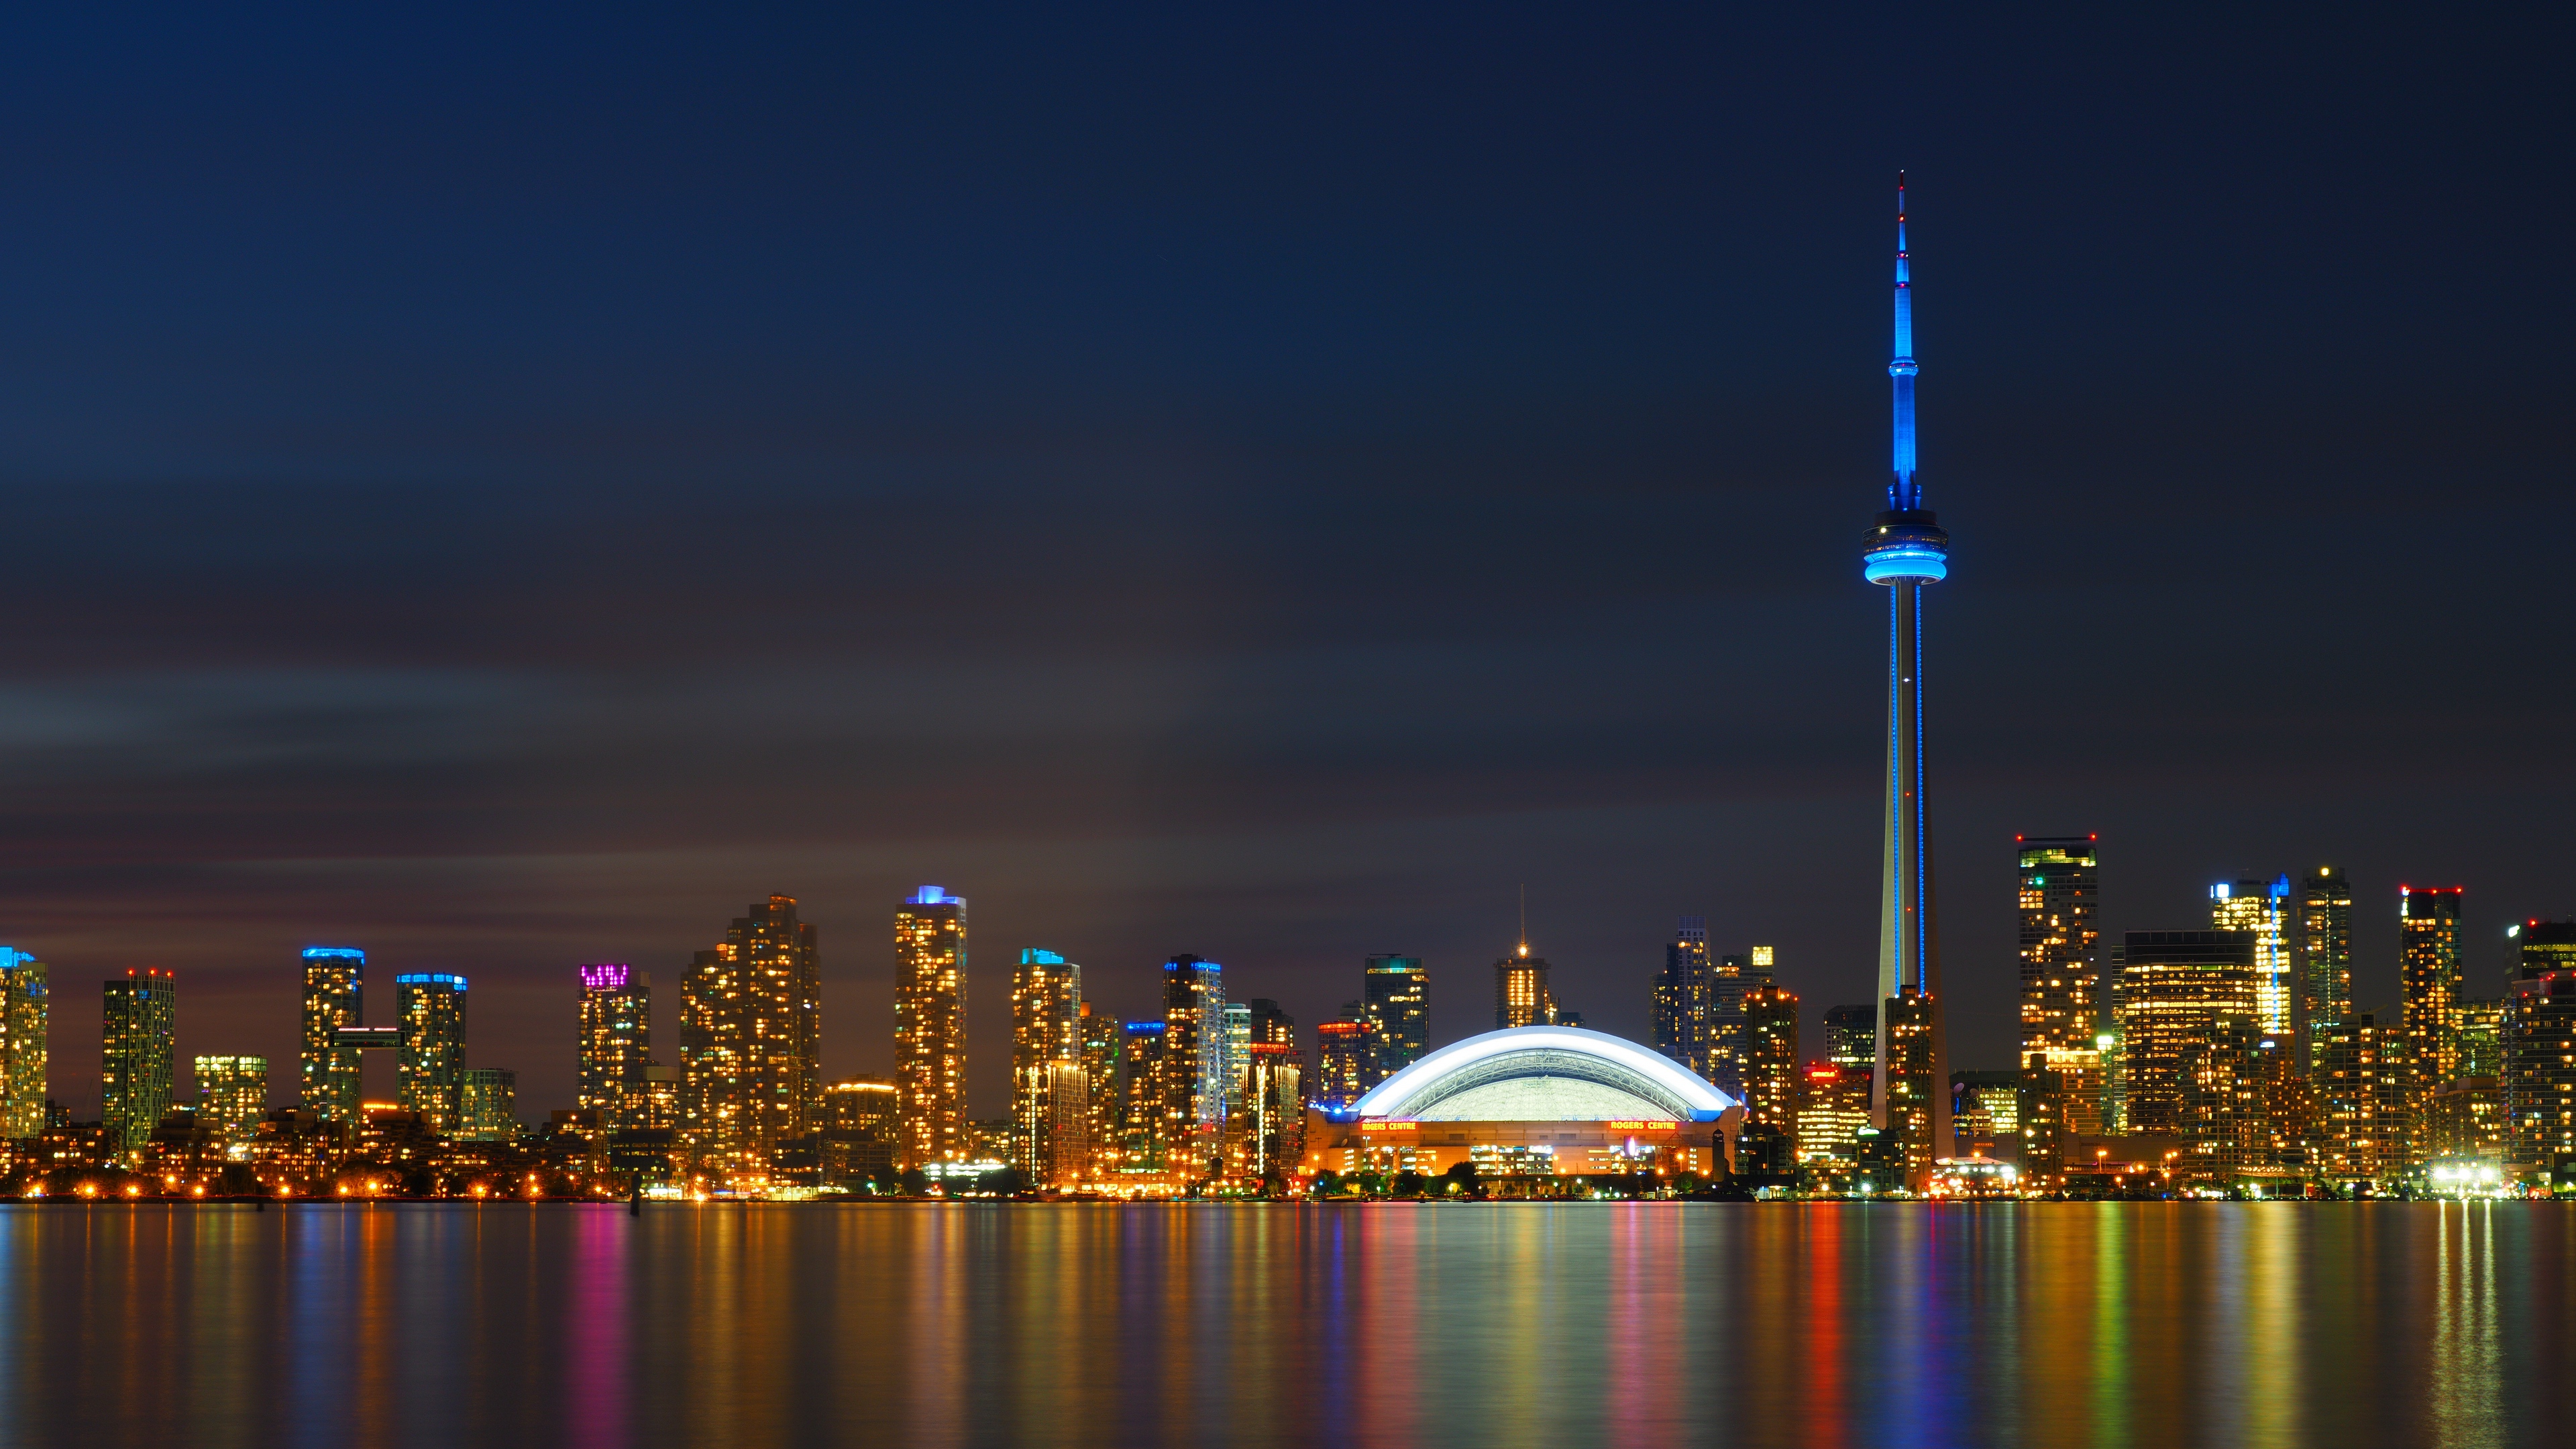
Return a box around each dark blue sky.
[2,4,2565,1116]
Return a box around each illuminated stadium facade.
[1304,1026,1742,1185]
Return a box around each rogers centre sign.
[1603,1121,1679,1131]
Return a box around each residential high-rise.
[1797,1063,1870,1167]
[892,887,965,1167]
[577,963,652,1131]
[2017,836,2101,1183]
[1494,944,1554,1030]
[1882,990,1938,1183]
[193,1055,266,1154]
[2118,931,2259,1134]
[2457,998,2506,1079]
[458,1067,517,1142]
[2520,920,2576,979]
[1824,1004,1877,1073]
[682,894,824,1173]
[0,950,46,1141]
[396,973,468,1135]
[1010,949,1082,1184]
[2314,1013,2400,1187]
[1710,953,1750,1097]
[1360,955,1428,1085]
[1742,981,1800,1152]
[1234,1042,1303,1183]
[1863,173,1952,1181]
[101,968,176,1159]
[1161,955,1226,1180]
[2210,876,2292,1037]
[2504,964,2576,1182]
[1079,1003,1120,1176]
[2180,1021,2310,1186]
[300,947,367,1124]
[1314,1019,1373,1108]
[2400,885,2465,1155]
[1222,1002,1252,1117]
[1652,917,1714,1080]
[2296,867,2355,1059]
[1118,1020,1168,1174]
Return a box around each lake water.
[0,1201,2566,1448]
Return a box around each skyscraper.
[458,1067,517,1142]
[1742,980,1801,1151]
[2016,841,2101,1065]
[1652,917,1714,1080]
[2314,1012,2400,1188]
[1079,1003,1122,1176]
[1161,955,1226,1180]
[684,894,825,1173]
[1360,955,1428,1085]
[1864,174,1952,1179]
[1493,943,1554,1030]
[2400,884,2464,1159]
[193,1055,266,1154]
[2520,919,2576,979]
[2118,931,2258,1134]
[1314,1019,1372,1109]
[1824,1004,1877,1073]
[577,963,652,1131]
[300,947,366,1124]
[396,973,467,1135]
[2210,877,2292,1037]
[101,968,176,1159]
[1709,953,1750,1096]
[1010,949,1082,1183]
[2504,961,2576,1183]
[0,951,46,1141]
[1222,1002,1252,1118]
[1234,1042,1303,1183]
[1118,1020,1168,1173]
[2296,866,2354,1058]
[892,887,965,1167]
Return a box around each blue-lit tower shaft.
[1863,174,1950,1172]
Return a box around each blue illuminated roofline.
[302,947,366,960]
[395,973,466,988]
[1123,1020,1167,1035]
[1020,948,1067,965]
[906,885,964,906]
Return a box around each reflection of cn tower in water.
[1864,173,1950,1177]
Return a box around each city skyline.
[0,17,2562,1128]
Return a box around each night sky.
[3,6,2565,1119]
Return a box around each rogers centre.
[1303,1025,1743,1186]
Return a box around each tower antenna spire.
[1890,170,1917,511]
[1517,884,1527,956]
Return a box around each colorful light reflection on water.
[0,1202,2567,1448]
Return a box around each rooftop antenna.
[1517,885,1528,957]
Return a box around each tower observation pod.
[1866,173,1950,1189]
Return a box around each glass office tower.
[1361,955,1429,1085]
[101,968,177,1159]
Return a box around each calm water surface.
[0,1201,2568,1448]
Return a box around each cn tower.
[1864,172,1950,1180]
